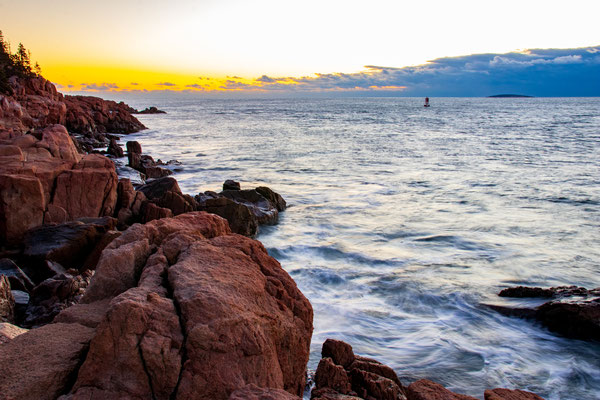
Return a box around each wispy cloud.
[156,82,176,86]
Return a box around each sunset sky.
[2,0,599,96]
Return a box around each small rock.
[107,138,124,158]
[485,388,546,400]
[406,379,477,400]
[223,179,241,191]
[126,140,142,154]
[322,338,355,369]
[0,275,15,322]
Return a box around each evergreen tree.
[34,61,42,76]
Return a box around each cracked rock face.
[60,211,313,399]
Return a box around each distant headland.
[488,94,533,98]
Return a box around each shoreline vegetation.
[0,34,596,400]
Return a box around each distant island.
[488,94,533,98]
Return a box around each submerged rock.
[488,285,600,341]
[133,106,166,114]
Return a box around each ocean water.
[124,97,600,400]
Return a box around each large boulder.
[63,212,312,399]
[221,189,279,225]
[47,154,118,223]
[138,176,196,217]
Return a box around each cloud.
[185,84,205,90]
[130,82,139,85]
[256,75,276,83]
[156,82,176,86]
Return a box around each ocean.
[122,97,600,399]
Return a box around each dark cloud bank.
[250,46,599,97]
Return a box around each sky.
[1,0,599,96]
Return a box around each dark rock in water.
[407,379,477,400]
[11,289,29,323]
[126,140,142,154]
[196,191,259,236]
[0,322,95,400]
[23,270,93,328]
[138,176,195,218]
[127,151,172,178]
[22,217,117,283]
[0,258,34,292]
[489,285,600,341]
[223,179,241,191]
[107,138,124,158]
[144,164,173,178]
[485,388,545,400]
[256,186,287,211]
[127,150,142,170]
[0,275,15,323]
[312,339,407,400]
[133,106,166,114]
[140,201,173,223]
[221,189,279,225]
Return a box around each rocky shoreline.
[0,72,587,399]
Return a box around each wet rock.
[138,176,195,217]
[22,216,116,282]
[221,189,279,225]
[490,285,600,341]
[23,270,94,328]
[107,137,124,158]
[196,191,259,236]
[0,322,95,400]
[0,274,15,322]
[223,179,241,191]
[229,384,301,399]
[11,289,30,323]
[311,339,406,400]
[406,379,477,400]
[126,140,142,154]
[138,176,181,200]
[64,95,146,135]
[140,200,173,222]
[134,106,167,114]
[0,258,34,292]
[0,322,28,344]
[256,186,287,211]
[484,388,545,400]
[127,149,142,169]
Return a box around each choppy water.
[124,97,600,399]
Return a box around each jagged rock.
[0,275,15,322]
[53,299,110,328]
[107,137,124,157]
[223,179,241,191]
[0,322,28,344]
[315,357,352,394]
[406,379,477,400]
[322,338,356,369]
[126,140,142,154]
[23,270,94,328]
[138,176,181,200]
[65,212,312,399]
[47,154,119,223]
[490,285,600,341]
[64,95,146,135]
[69,257,183,399]
[138,176,195,217]
[311,339,406,400]
[22,216,116,282]
[484,388,545,400]
[0,322,95,400]
[11,289,30,323]
[196,191,259,236]
[229,384,301,399]
[141,201,173,222]
[0,258,34,292]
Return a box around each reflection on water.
[125,97,600,399]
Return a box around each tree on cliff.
[0,30,13,94]
[0,32,42,94]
